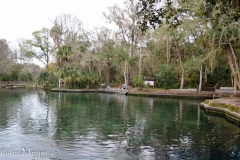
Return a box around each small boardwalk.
[51,87,129,95]
[0,81,28,88]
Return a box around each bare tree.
[50,14,93,87]
[103,0,141,85]
[0,39,15,75]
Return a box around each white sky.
[0,0,125,45]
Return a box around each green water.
[0,89,240,160]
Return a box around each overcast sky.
[0,0,125,45]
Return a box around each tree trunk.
[180,65,185,89]
[166,36,170,66]
[139,55,142,79]
[138,55,144,90]
[226,42,240,89]
[124,60,128,85]
[234,77,237,95]
[174,38,184,89]
[198,65,203,93]
[106,62,110,85]
[177,49,184,89]
[59,79,61,88]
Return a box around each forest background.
[0,0,239,92]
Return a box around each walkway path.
[128,88,239,98]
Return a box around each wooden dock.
[0,81,29,88]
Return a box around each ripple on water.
[0,90,240,159]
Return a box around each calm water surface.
[0,89,240,160]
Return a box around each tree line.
[0,0,239,92]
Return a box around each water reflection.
[0,89,239,159]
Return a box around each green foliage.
[203,0,240,28]
[6,2,238,90]
[61,65,101,89]
[75,75,88,89]
[57,45,72,56]
[0,65,34,82]
[184,58,201,88]
[63,66,80,89]
[84,71,101,89]
[115,46,128,63]
[207,100,240,113]
[20,72,33,81]
[0,73,9,81]
[0,72,32,81]
[128,56,139,66]
[38,72,48,84]
[132,75,145,90]
[10,70,20,81]
[21,28,52,70]
[38,71,57,88]
[156,64,179,89]
[184,71,199,88]
[79,45,87,53]
[137,0,182,31]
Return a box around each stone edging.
[200,102,240,126]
